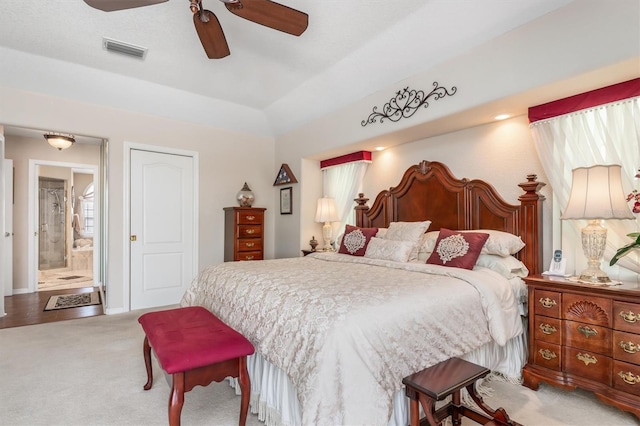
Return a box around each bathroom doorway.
[31,162,98,292]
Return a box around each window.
[81,183,94,236]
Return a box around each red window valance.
[320,151,372,169]
[528,78,640,123]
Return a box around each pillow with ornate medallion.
[338,225,379,256]
[426,228,490,270]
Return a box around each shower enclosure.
[39,178,67,270]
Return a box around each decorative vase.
[309,236,319,252]
[236,182,255,207]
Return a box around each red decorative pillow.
[426,228,490,269]
[339,225,379,256]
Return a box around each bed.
[181,160,545,426]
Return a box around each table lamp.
[561,164,635,283]
[315,197,340,251]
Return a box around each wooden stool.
[402,357,521,426]
[138,306,255,426]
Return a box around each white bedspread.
[181,253,522,425]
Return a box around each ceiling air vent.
[102,37,148,59]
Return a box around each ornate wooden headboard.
[355,161,546,274]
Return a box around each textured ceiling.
[0,0,577,135]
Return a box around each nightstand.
[522,274,640,419]
[301,250,315,256]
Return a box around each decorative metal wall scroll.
[361,82,457,127]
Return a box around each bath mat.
[44,292,101,311]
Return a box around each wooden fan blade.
[84,0,167,12]
[194,10,231,59]
[225,0,308,36]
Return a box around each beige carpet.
[0,309,638,426]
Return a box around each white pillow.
[473,254,529,279]
[384,221,431,244]
[364,237,414,263]
[420,229,525,257]
[384,221,431,261]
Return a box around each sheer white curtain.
[530,97,640,276]
[322,160,369,239]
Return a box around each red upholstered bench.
[138,306,255,426]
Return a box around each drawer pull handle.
[538,349,557,360]
[245,229,255,234]
[620,310,638,324]
[539,297,557,309]
[539,323,557,335]
[577,352,597,366]
[245,256,254,260]
[245,242,255,247]
[578,325,598,338]
[246,215,255,221]
[618,371,640,385]
[619,340,640,354]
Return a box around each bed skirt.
[230,325,527,426]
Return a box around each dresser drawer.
[236,238,263,252]
[564,346,612,386]
[562,293,611,327]
[614,301,640,334]
[534,289,561,318]
[534,315,561,345]
[613,330,640,365]
[237,225,263,238]
[564,320,611,356]
[237,210,264,225]
[613,360,640,397]
[534,340,561,370]
[236,251,263,261]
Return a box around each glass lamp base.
[579,220,610,284]
[578,267,611,284]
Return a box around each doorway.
[2,127,106,326]
[30,162,99,293]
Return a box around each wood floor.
[0,286,104,329]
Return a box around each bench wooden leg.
[451,390,462,426]
[417,392,440,426]
[142,336,153,391]
[238,356,250,426]
[465,382,522,426]
[169,372,186,426]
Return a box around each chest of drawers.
[523,275,640,418]
[223,207,266,261]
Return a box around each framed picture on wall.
[280,187,292,215]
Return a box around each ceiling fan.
[84,0,308,59]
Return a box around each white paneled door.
[130,149,196,310]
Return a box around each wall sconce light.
[44,133,75,150]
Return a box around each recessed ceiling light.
[375,146,385,151]
[494,114,510,120]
